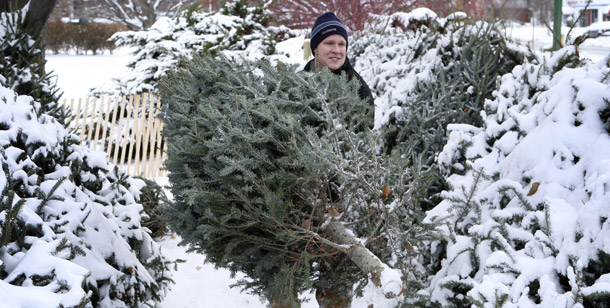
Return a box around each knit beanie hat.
[310,12,348,55]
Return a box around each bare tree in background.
[198,0,225,11]
[268,0,416,31]
[91,0,191,30]
[269,0,493,31]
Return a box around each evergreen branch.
[290,224,350,253]
[36,177,66,214]
[453,167,485,232]
[0,191,25,247]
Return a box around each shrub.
[46,18,69,53]
[47,19,126,54]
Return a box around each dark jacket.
[303,58,374,104]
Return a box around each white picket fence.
[62,93,167,178]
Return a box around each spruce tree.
[348,11,532,306]
[0,81,174,307]
[161,55,406,306]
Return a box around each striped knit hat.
[310,12,348,55]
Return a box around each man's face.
[314,34,346,71]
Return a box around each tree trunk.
[23,0,57,38]
[139,0,157,30]
[323,220,403,299]
[270,293,301,308]
[0,0,56,69]
[0,0,57,38]
[315,286,353,308]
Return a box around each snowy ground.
[45,24,610,308]
[505,24,610,62]
[156,235,274,307]
[47,50,131,98]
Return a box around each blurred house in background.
[566,0,610,26]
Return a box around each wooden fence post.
[98,96,114,152]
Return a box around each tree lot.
[2,0,610,307]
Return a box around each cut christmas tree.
[160,55,405,307]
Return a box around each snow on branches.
[429,48,610,307]
[93,0,291,96]
[0,82,173,307]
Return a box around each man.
[304,12,374,104]
[304,12,376,308]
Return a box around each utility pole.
[553,0,562,50]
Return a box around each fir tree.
[0,80,174,307]
[429,47,610,307]
[351,12,529,211]
[160,55,408,306]
[347,11,532,306]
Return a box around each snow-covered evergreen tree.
[351,10,529,210]
[93,0,292,96]
[0,78,174,307]
[341,11,534,306]
[427,48,610,307]
[0,6,174,308]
